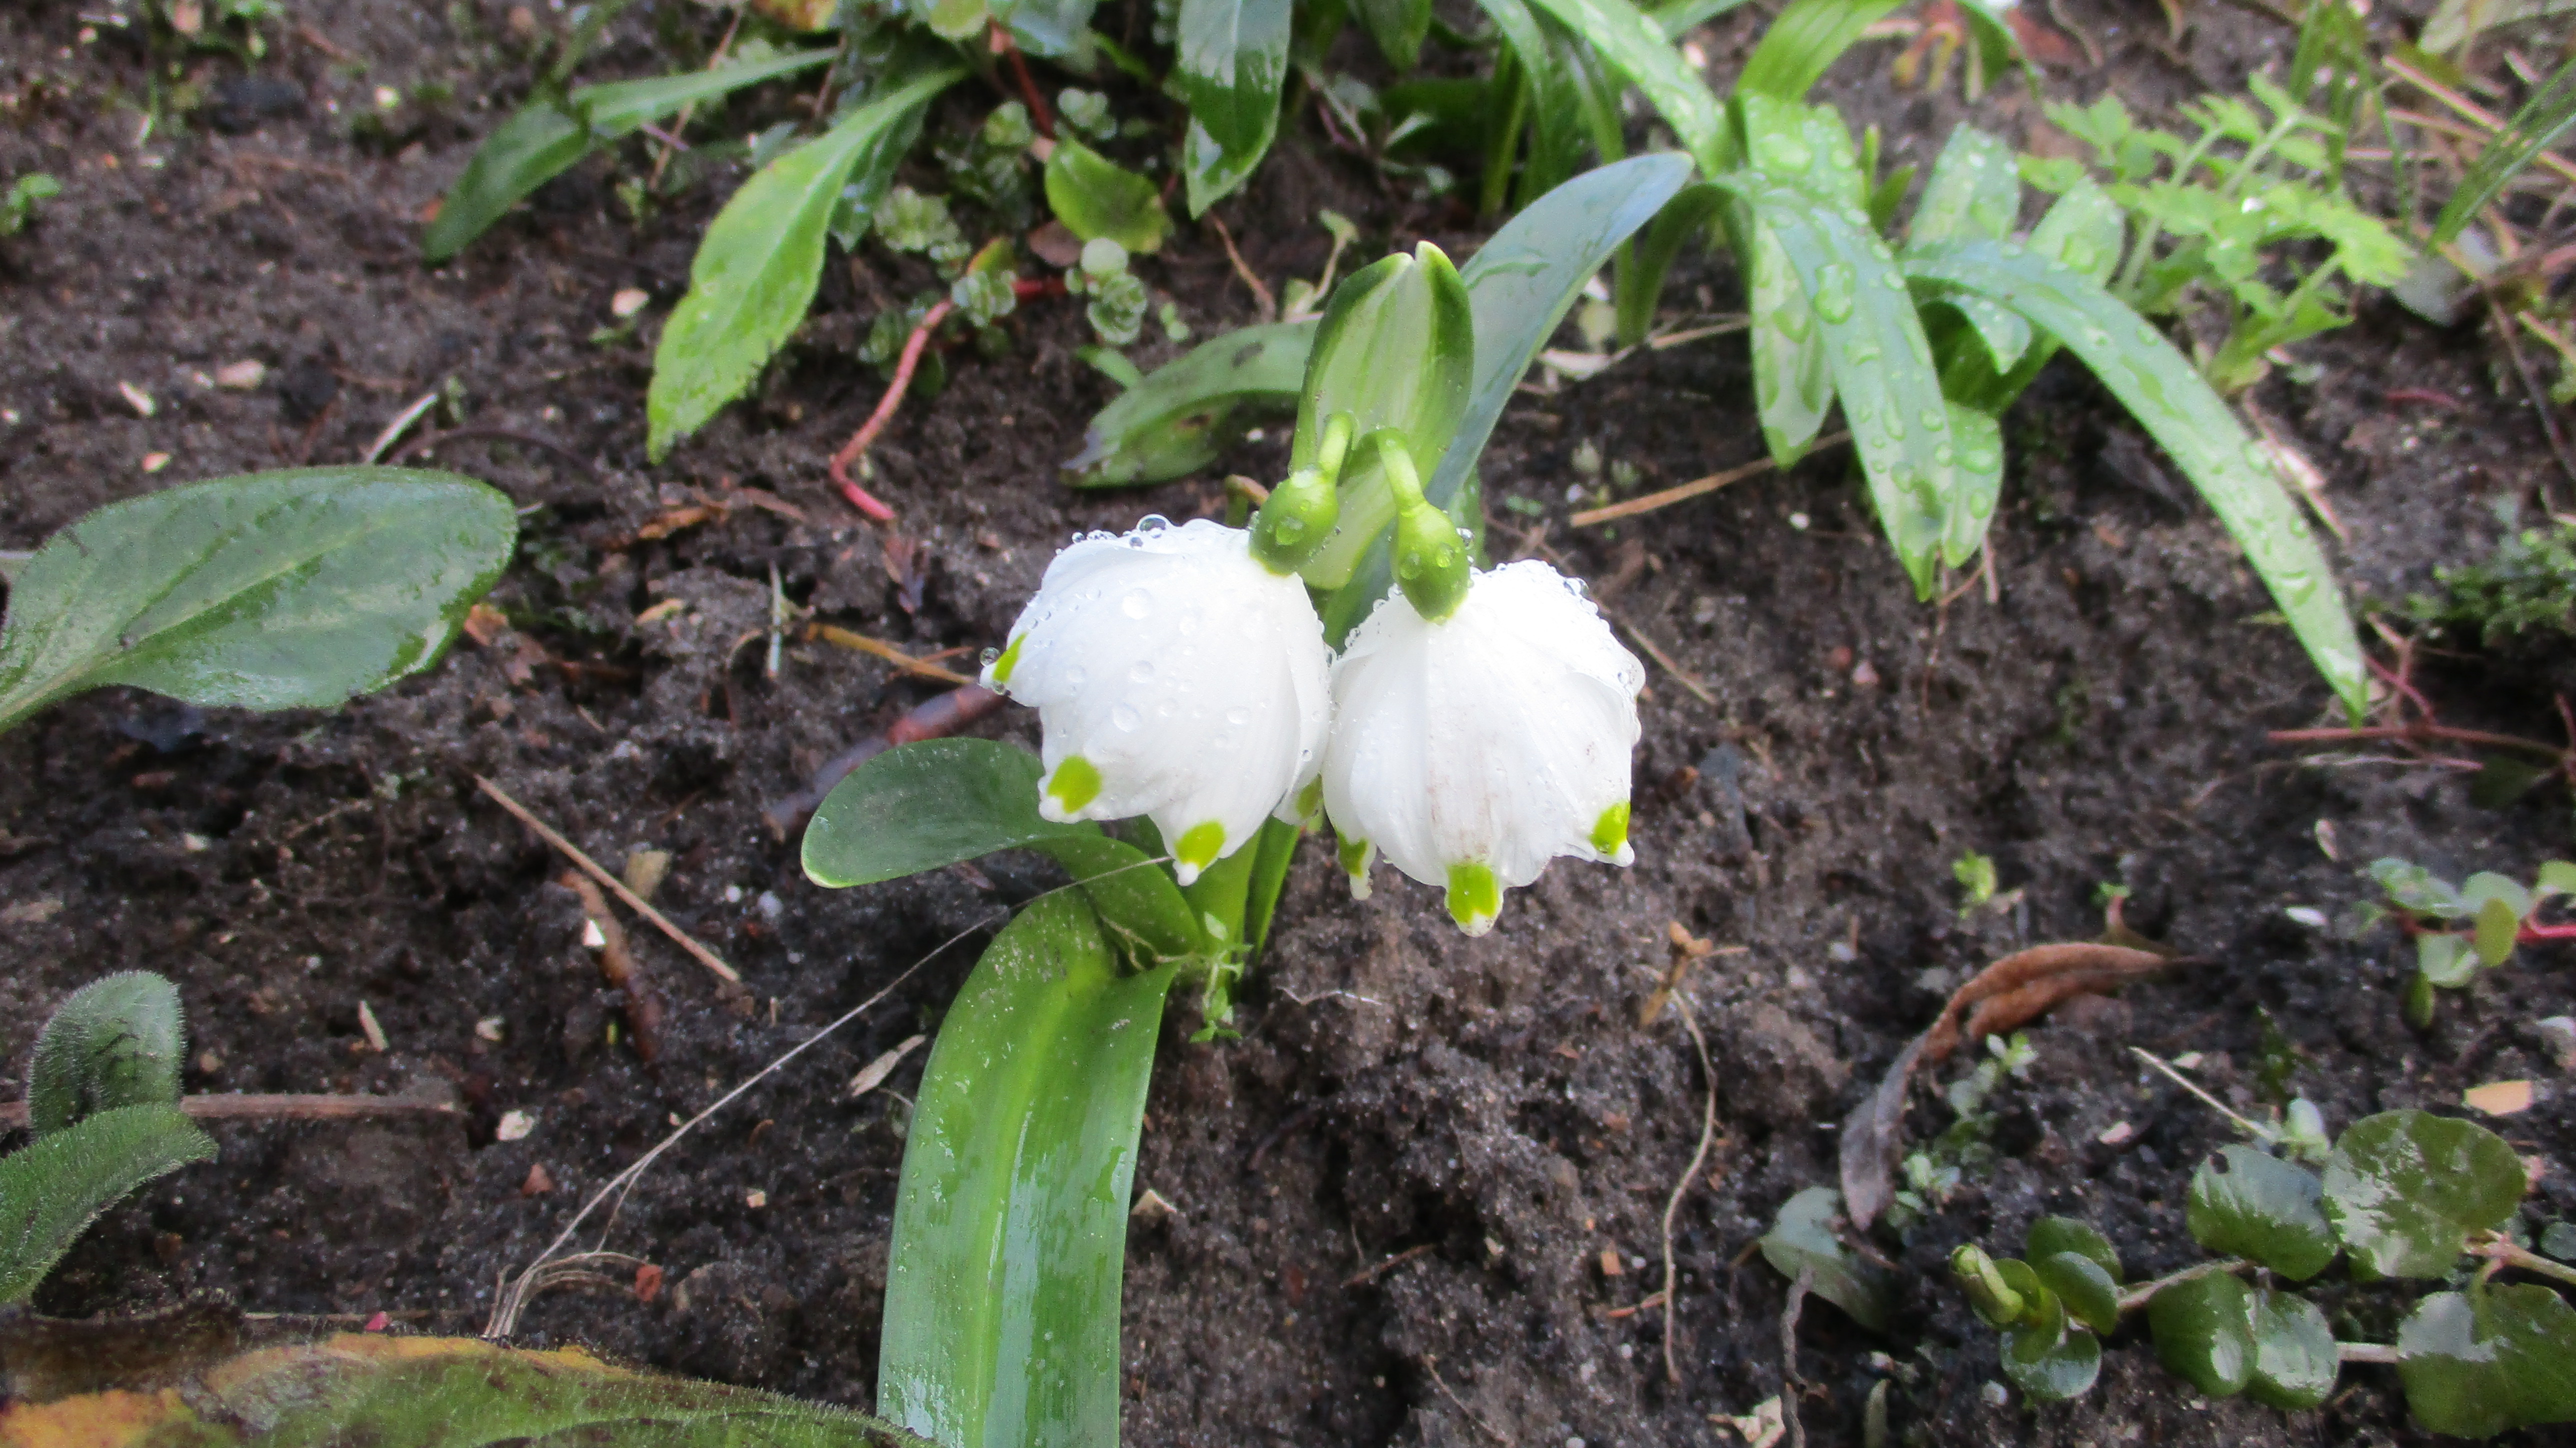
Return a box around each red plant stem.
[2268,724,2568,758]
[992,24,1054,138]
[829,299,954,521]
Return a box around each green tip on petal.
[1176,820,1226,878]
[1591,801,1632,860]
[986,633,1026,688]
[1446,862,1500,936]
[1294,776,1324,821]
[1337,833,1374,900]
[1043,755,1102,817]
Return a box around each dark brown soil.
[6,0,2575,1444]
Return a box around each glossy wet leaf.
[1910,124,2020,247]
[1066,320,1316,486]
[422,48,838,262]
[2372,856,2463,916]
[2148,1270,2256,1398]
[1520,0,1726,170]
[2322,1109,2527,1279]
[2002,1317,2100,1402]
[647,68,962,460]
[1172,0,1289,208]
[1748,217,1832,464]
[2398,1284,2576,1437]
[0,1327,932,1446]
[2244,1288,2338,1411]
[2186,1144,2338,1280]
[0,469,518,738]
[1901,238,2368,718]
[878,892,1178,1448]
[1354,0,1433,68]
[1044,139,1170,254]
[1737,0,1903,103]
[1758,1186,1892,1332]
[28,972,184,1136]
[2032,1252,2121,1336]
[0,1105,214,1304]
[804,739,1102,886]
[2026,1216,2121,1280]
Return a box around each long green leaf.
[0,470,517,738]
[1182,112,1276,214]
[1174,0,1292,161]
[1520,0,1727,171]
[28,972,184,1136]
[878,894,1178,1448]
[1738,0,1902,102]
[0,1104,214,1304]
[422,48,838,263]
[1909,124,2021,247]
[1355,0,1434,68]
[1614,180,1724,346]
[1477,0,1593,202]
[1064,320,1317,486]
[646,67,962,460]
[1716,174,1958,592]
[1734,97,1868,470]
[1904,238,2366,716]
[2432,54,2576,246]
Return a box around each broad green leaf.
[993,0,1098,56]
[2398,1284,2576,1437]
[2032,178,2126,284]
[2186,1144,2338,1280]
[1355,0,1433,68]
[804,739,1100,886]
[0,1328,936,1446]
[1520,0,1726,171]
[1172,0,1290,210]
[2433,54,2576,246]
[1066,320,1316,486]
[2244,1288,2338,1411]
[1943,404,2005,566]
[1910,124,2020,247]
[1757,1186,1892,1332]
[2148,1271,2256,1398]
[2002,1316,2100,1402]
[1738,0,1902,103]
[0,470,516,738]
[1044,139,1172,254]
[2026,1217,2121,1280]
[0,1104,214,1304]
[1738,94,1866,208]
[2031,1252,2120,1336]
[1181,108,1275,216]
[1296,246,1475,590]
[1717,174,1958,593]
[1042,833,1206,967]
[2475,895,2522,966]
[2324,1110,2526,1278]
[648,68,962,460]
[422,48,839,263]
[1901,238,2367,718]
[1748,218,1833,464]
[2542,860,2576,894]
[878,893,1178,1448]
[28,972,184,1136]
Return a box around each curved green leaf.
[1035,832,1207,966]
[2398,1284,2576,1437]
[1064,320,1317,486]
[1044,139,1172,253]
[2032,1252,2121,1336]
[2149,1271,2256,1398]
[0,469,517,738]
[1902,237,2366,717]
[2323,1109,2526,1279]
[2244,1288,2338,1412]
[0,1104,214,1304]
[1757,1186,1892,1332]
[647,67,962,460]
[1180,108,1276,216]
[1910,124,2020,248]
[2026,1217,2122,1280]
[1748,218,1832,465]
[574,49,842,138]
[28,972,184,1136]
[1520,0,1726,171]
[2187,1144,2338,1281]
[2003,1316,2100,1402]
[803,739,1098,887]
[1478,0,1593,205]
[1614,180,1722,346]
[878,893,1178,1448]
[1738,0,1902,104]
[994,0,1098,56]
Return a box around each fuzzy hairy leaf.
[0,1105,214,1304]
[28,972,184,1137]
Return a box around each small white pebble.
[756,890,784,921]
[610,286,650,318]
[2097,1120,2134,1146]
[2284,906,2328,929]
[496,1109,536,1142]
[141,452,172,473]
[180,832,209,852]
[214,359,266,390]
[1982,1381,2010,1407]
[118,380,156,416]
[745,1190,768,1209]
[580,918,607,949]
[724,884,744,904]
[474,1016,505,1042]
[1788,512,1810,530]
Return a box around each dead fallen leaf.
[2464,1080,2536,1116]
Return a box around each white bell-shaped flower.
[1321,559,1644,934]
[983,517,1332,884]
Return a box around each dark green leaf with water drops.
[1758,1186,1892,1331]
[28,972,184,1136]
[1736,0,1903,104]
[2186,1144,2338,1280]
[2149,1271,2256,1398]
[0,469,517,738]
[1068,320,1316,486]
[1748,218,1834,466]
[877,892,1179,1448]
[1044,139,1172,254]
[804,738,1096,886]
[2324,1110,2526,1279]
[1900,238,2367,718]
[2031,1252,2120,1336]
[2398,1284,2576,1437]
[2003,1314,2100,1402]
[2026,1217,2121,1280]
[647,68,963,460]
[1520,0,1726,170]
[0,1104,216,1304]
[1910,124,2020,247]
[2244,1288,2338,1411]
[1173,0,1290,212]
[1942,404,2006,566]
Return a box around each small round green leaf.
[28,972,185,1136]
[1042,139,1170,254]
[2473,895,2522,968]
[2244,1288,2338,1410]
[2323,1110,2528,1279]
[2002,1319,2101,1403]
[2536,860,2576,896]
[2398,1285,2576,1438]
[2026,1216,2122,1282]
[2032,1251,2122,1336]
[2149,1272,2256,1398]
[2186,1145,2338,1280]
[2460,871,2534,920]
[1994,1256,2059,1332]
[2419,932,2480,988]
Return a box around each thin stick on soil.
[1342,1241,1438,1287]
[1421,1356,1512,1446]
[828,300,953,521]
[0,1094,460,1130]
[2492,304,2576,505]
[1612,616,1717,706]
[562,872,666,1062]
[2266,722,2567,757]
[807,624,979,686]
[474,775,743,985]
[1780,1264,1814,1448]
[1570,432,1850,527]
[1660,992,1724,1386]
[1206,211,1278,323]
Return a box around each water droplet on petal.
[1128,660,1154,683]
[1120,588,1152,618]
[1112,704,1141,731]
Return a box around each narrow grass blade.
[1738,0,1903,102]
[2432,54,2576,246]
[1520,0,1728,170]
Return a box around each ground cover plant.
[22,0,2576,1444]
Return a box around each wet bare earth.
[4,0,2575,1443]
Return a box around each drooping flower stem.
[1374,430,1470,622]
[1250,411,1356,573]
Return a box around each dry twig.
[474,776,742,984]
[1571,432,1850,527]
[1661,992,1725,1386]
[0,1094,459,1129]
